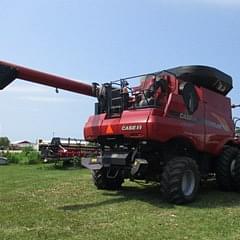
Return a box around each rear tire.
[160,156,200,204]
[216,146,239,191]
[233,153,240,191]
[92,168,124,190]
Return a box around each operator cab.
[93,65,232,117]
[134,74,168,107]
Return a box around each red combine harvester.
[40,137,98,164]
[0,60,239,204]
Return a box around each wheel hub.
[181,170,195,196]
[230,159,236,177]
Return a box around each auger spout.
[0,60,94,97]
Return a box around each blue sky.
[0,0,240,142]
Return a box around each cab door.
[163,81,205,151]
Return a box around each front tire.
[160,156,200,204]
[92,168,124,190]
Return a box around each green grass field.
[0,164,240,240]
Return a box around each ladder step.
[111,106,121,109]
[110,113,121,117]
[112,88,121,92]
[112,97,122,101]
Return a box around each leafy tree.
[0,137,10,150]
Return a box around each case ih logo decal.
[122,125,143,131]
[179,112,194,121]
[168,111,230,132]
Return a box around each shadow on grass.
[59,179,240,211]
[59,184,173,211]
[190,180,240,208]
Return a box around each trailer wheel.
[160,156,200,204]
[92,168,124,190]
[216,146,239,191]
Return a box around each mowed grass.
[1,165,240,240]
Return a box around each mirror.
[179,82,199,114]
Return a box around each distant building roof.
[12,140,33,145]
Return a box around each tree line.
[0,137,10,150]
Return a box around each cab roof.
[166,65,232,96]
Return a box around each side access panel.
[84,113,106,141]
[119,109,151,139]
[203,89,234,155]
